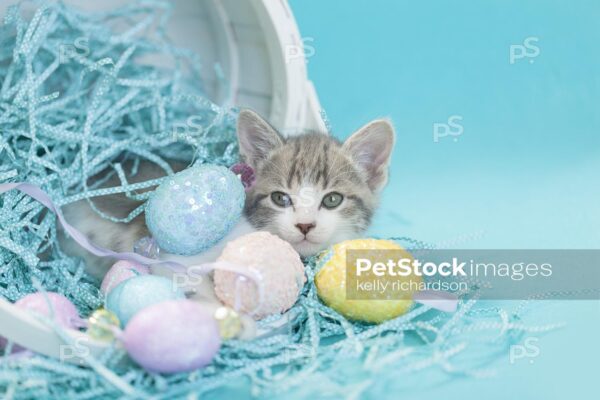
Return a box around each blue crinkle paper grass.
[0,2,563,399]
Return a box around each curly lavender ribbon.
[0,183,265,307]
[0,182,185,270]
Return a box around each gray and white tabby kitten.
[60,109,395,278]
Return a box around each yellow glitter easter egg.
[315,239,422,323]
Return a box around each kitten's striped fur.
[238,110,394,257]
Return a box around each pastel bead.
[145,165,245,255]
[214,232,306,320]
[100,260,149,295]
[106,275,185,326]
[213,306,242,340]
[87,308,120,342]
[123,300,220,373]
[133,236,160,259]
[315,239,421,324]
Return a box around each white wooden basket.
[0,0,324,364]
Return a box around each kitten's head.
[237,110,395,257]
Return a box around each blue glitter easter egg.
[145,165,245,255]
[106,275,185,326]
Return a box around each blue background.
[290,0,599,398]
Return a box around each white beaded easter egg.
[213,232,306,320]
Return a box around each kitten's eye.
[271,191,293,208]
[321,192,344,209]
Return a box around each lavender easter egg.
[100,260,149,295]
[214,232,306,320]
[106,275,185,326]
[0,292,80,351]
[145,165,245,255]
[123,300,221,373]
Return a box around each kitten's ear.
[237,109,284,168]
[342,119,395,192]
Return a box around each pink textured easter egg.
[123,300,221,373]
[0,292,80,351]
[100,260,149,295]
[214,232,306,320]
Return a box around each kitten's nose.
[295,223,315,236]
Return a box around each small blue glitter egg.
[106,275,185,326]
[145,165,245,255]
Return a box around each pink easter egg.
[214,231,306,320]
[123,299,221,373]
[101,260,149,295]
[0,292,80,351]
